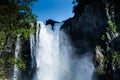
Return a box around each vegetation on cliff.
[0,0,119,80]
[67,0,120,80]
[0,0,37,79]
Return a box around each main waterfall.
[31,21,95,80]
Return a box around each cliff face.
[61,0,120,80]
[20,39,35,80]
[0,34,15,79]
[61,0,108,55]
[0,35,34,80]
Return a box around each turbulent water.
[13,35,21,80]
[31,21,95,80]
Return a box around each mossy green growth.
[0,58,4,65]
[0,31,6,52]
[112,51,120,62]
[0,57,7,79]
[106,6,117,34]
[11,56,26,69]
[0,54,26,79]
[13,27,36,40]
[0,72,5,80]
[108,21,117,33]
[16,59,26,69]
[101,35,105,40]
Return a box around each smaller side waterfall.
[30,34,36,68]
[13,35,21,80]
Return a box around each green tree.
[0,0,37,33]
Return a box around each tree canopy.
[0,0,37,33]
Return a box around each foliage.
[108,21,117,33]
[0,0,37,53]
[0,0,37,34]
[0,55,26,79]
[0,31,6,53]
[112,51,120,62]
[0,0,37,79]
[101,35,105,41]
[13,27,36,39]
[106,5,117,34]
[11,57,26,69]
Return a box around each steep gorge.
[0,0,120,80]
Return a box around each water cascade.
[31,21,95,80]
[13,35,21,80]
[30,33,36,68]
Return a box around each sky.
[32,0,74,22]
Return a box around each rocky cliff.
[0,0,119,80]
[61,0,120,80]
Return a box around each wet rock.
[46,19,59,31]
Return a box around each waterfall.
[30,34,35,68]
[32,21,95,80]
[13,35,21,80]
[34,22,63,80]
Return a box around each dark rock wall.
[20,39,32,80]
[61,0,108,55]
[20,37,36,80]
[61,0,120,80]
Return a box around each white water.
[72,54,95,80]
[30,34,36,68]
[13,35,21,80]
[33,22,95,80]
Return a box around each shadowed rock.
[46,19,59,31]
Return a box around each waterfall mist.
[31,21,95,80]
[71,54,95,80]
